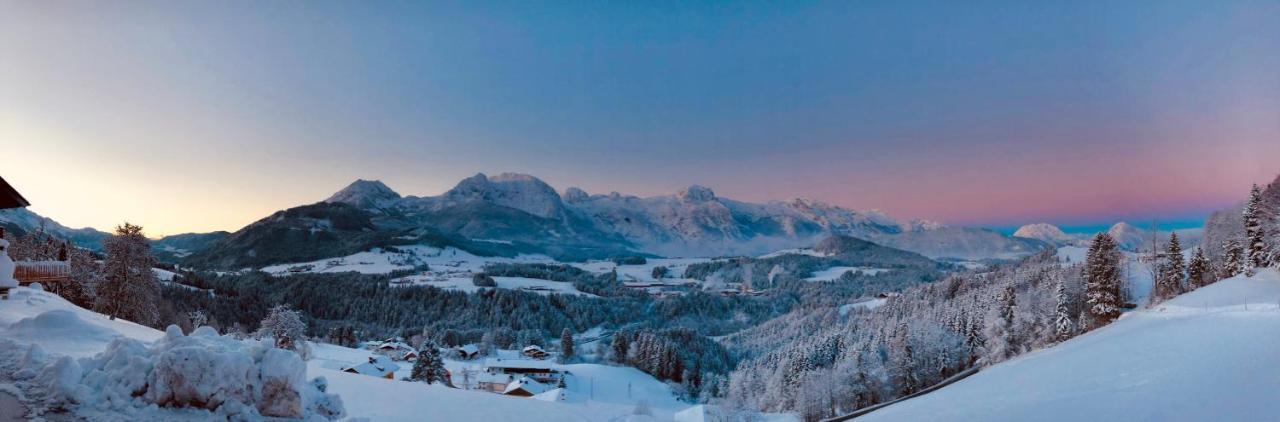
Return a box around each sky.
[2,1,1279,237]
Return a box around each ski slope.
[859,269,1280,422]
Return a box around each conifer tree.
[1152,233,1185,304]
[1187,247,1211,289]
[559,328,575,363]
[1222,240,1245,278]
[410,341,450,385]
[1243,184,1271,269]
[1084,233,1122,328]
[1053,279,1074,342]
[94,223,160,325]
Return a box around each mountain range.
[7,172,1233,270]
[174,173,1052,268]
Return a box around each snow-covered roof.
[502,377,552,396]
[343,355,400,378]
[376,341,413,351]
[484,358,554,371]
[457,344,479,354]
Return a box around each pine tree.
[1222,240,1245,278]
[559,328,575,363]
[410,341,450,385]
[1084,233,1123,328]
[1053,279,1074,342]
[94,223,160,325]
[1187,247,1211,289]
[1243,184,1271,269]
[1152,233,1185,304]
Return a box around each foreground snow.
[859,269,1280,422]
[0,287,341,420]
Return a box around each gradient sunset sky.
[3,1,1279,237]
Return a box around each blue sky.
[2,1,1278,235]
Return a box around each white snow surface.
[0,288,342,420]
[860,269,1280,422]
[804,266,890,282]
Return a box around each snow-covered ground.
[838,297,888,315]
[804,266,890,282]
[261,245,561,276]
[572,257,720,285]
[389,275,599,297]
[310,343,691,421]
[859,269,1280,422]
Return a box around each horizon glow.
[2,1,1278,237]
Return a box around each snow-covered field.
[308,342,689,421]
[859,269,1280,422]
[572,257,720,284]
[804,266,890,282]
[838,297,888,315]
[389,276,599,297]
[261,245,561,276]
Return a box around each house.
[342,356,401,380]
[401,350,419,361]
[0,176,29,210]
[454,344,480,360]
[501,376,552,397]
[375,341,416,360]
[482,359,563,384]
[521,345,550,359]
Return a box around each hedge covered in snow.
[1,324,344,420]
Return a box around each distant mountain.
[0,208,110,250]
[181,173,1055,268]
[152,231,229,262]
[1013,223,1080,246]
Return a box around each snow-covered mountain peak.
[1107,222,1151,251]
[563,187,589,203]
[325,179,401,209]
[677,185,717,203]
[1013,223,1076,245]
[442,172,565,219]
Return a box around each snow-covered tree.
[1243,184,1271,269]
[1187,247,1211,289]
[1151,233,1185,304]
[1053,279,1074,342]
[187,309,209,329]
[1222,240,1245,278]
[559,328,575,363]
[409,341,449,385]
[651,266,669,280]
[1083,233,1122,328]
[259,304,307,351]
[94,222,160,325]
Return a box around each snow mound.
[6,310,119,347]
[3,326,344,420]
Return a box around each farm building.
[342,356,401,379]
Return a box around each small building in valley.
[342,356,401,380]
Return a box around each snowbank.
[2,326,343,420]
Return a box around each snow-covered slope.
[859,269,1280,422]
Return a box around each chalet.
[501,376,552,397]
[401,350,419,361]
[374,341,416,360]
[482,359,563,384]
[0,176,29,209]
[521,345,550,359]
[342,356,400,380]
